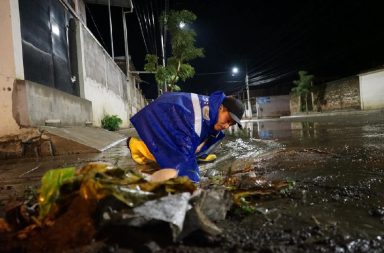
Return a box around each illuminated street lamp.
[179,21,186,29]
[232,66,252,118]
[231,67,239,75]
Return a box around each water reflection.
[228,117,384,152]
[229,121,325,141]
[228,121,293,140]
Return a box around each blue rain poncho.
[130,91,226,182]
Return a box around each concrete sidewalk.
[281,108,384,118]
[42,126,128,152]
[12,126,137,157]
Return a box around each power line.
[149,1,158,56]
[85,4,107,48]
[146,1,157,54]
[142,2,154,53]
[134,0,149,53]
[134,0,162,56]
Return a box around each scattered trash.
[132,192,192,238]
[0,160,294,252]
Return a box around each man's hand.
[149,168,178,182]
[195,139,207,154]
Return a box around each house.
[290,68,384,114]
[359,68,384,110]
[0,0,146,139]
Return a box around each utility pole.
[245,65,252,118]
[108,0,114,59]
[160,0,169,94]
[122,7,133,77]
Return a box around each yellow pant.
[128,137,156,164]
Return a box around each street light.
[231,67,239,76]
[179,21,186,29]
[232,66,252,118]
[195,68,252,118]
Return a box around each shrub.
[101,115,122,131]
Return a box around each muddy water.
[0,142,136,203]
[197,112,384,252]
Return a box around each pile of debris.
[0,162,293,252]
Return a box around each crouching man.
[128,91,244,182]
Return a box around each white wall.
[24,81,93,126]
[0,0,24,136]
[256,95,290,118]
[359,69,384,110]
[76,21,146,127]
[84,76,128,126]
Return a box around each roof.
[85,0,133,8]
[358,66,384,76]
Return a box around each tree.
[292,71,314,113]
[144,10,204,92]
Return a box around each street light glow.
[179,21,186,29]
[232,67,239,75]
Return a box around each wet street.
[200,111,384,253]
[1,111,384,252]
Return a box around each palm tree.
[292,71,314,113]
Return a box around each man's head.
[214,96,245,131]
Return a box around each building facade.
[290,68,384,114]
[0,0,145,138]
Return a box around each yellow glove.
[197,154,217,163]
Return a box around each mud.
[161,112,384,253]
[186,147,383,253]
[1,111,384,252]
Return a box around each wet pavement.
[1,110,384,252]
[196,111,384,253]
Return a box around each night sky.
[87,0,384,99]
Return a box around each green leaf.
[144,10,204,90]
[144,54,158,72]
[178,64,195,81]
[38,167,76,219]
[170,84,181,91]
[101,115,122,131]
[292,70,314,111]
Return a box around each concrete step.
[41,126,127,153]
